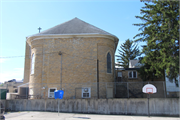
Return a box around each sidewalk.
[4,111,180,120]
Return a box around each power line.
[0,56,25,58]
[0,51,59,58]
[0,51,114,64]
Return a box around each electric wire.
[0,51,113,63]
[0,51,115,71]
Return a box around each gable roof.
[29,17,118,39]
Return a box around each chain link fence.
[0,81,179,100]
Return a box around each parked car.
[0,101,5,120]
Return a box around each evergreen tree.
[137,57,160,81]
[116,39,140,68]
[133,0,179,83]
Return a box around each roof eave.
[26,33,119,47]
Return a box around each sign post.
[142,84,157,117]
[54,90,64,116]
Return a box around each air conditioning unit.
[48,88,57,98]
[82,87,91,98]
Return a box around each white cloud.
[0,68,24,83]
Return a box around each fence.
[0,81,179,100]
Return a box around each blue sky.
[0,0,145,83]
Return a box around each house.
[115,60,166,98]
[115,60,143,82]
[3,79,23,93]
[0,79,24,99]
[23,18,119,99]
[115,60,165,82]
[115,60,180,98]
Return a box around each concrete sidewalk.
[4,112,180,120]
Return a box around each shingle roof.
[31,17,118,38]
[129,60,139,68]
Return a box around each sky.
[0,0,146,83]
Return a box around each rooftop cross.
[38,27,42,33]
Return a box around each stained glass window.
[107,52,111,73]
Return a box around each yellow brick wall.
[24,37,116,99]
[23,42,31,83]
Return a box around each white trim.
[17,82,29,87]
[27,33,118,40]
[82,87,91,98]
[48,87,57,98]
[31,53,35,75]
[29,88,33,95]
[128,71,137,78]
[29,44,31,59]
[26,34,118,45]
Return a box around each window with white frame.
[29,88,33,95]
[118,72,122,77]
[29,45,31,58]
[48,88,57,98]
[31,53,35,74]
[128,71,137,78]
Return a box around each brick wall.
[24,36,116,99]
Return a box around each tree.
[133,0,179,83]
[116,39,140,68]
[137,57,160,81]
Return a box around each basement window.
[48,88,57,98]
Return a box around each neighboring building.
[23,18,119,99]
[115,60,142,82]
[3,79,23,93]
[115,60,164,82]
[0,79,24,100]
[115,63,143,98]
[115,60,172,98]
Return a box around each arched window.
[31,53,35,74]
[107,52,111,73]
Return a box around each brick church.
[23,18,119,99]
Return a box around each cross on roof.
[38,27,42,33]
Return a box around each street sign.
[54,90,64,99]
[142,84,157,94]
[54,90,64,116]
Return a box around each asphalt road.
[4,112,180,120]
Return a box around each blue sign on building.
[54,90,64,99]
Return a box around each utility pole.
[59,51,62,90]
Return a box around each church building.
[23,18,119,99]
